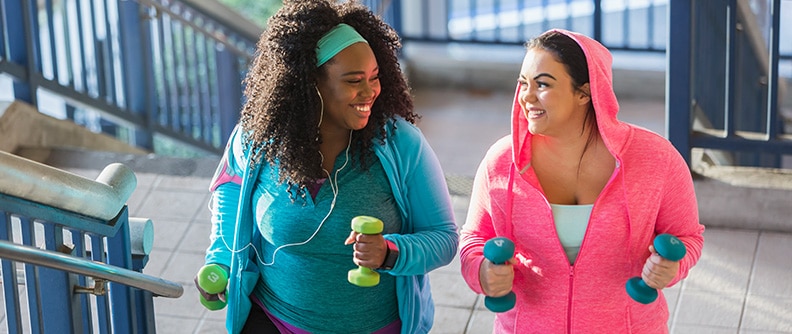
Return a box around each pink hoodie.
[459,29,705,333]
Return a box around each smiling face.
[316,42,381,134]
[517,48,591,137]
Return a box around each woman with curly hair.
[195,1,458,333]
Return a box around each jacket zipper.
[568,266,574,333]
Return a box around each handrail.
[0,240,183,298]
[0,150,136,221]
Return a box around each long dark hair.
[238,0,417,193]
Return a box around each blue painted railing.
[0,151,181,333]
[0,0,258,156]
[668,0,792,168]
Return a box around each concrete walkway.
[52,87,792,333]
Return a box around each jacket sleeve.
[458,157,496,295]
[205,127,247,267]
[656,148,705,287]
[382,122,459,276]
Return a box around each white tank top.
[550,204,593,265]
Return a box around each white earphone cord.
[216,87,352,266]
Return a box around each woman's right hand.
[479,258,515,297]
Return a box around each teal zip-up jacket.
[205,117,459,334]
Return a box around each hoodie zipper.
[565,159,622,333]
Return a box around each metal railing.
[0,151,182,333]
[668,0,792,168]
[0,0,259,156]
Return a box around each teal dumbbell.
[348,216,384,287]
[625,234,687,304]
[196,264,228,310]
[483,237,516,313]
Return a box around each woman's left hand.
[641,245,680,289]
[345,232,387,269]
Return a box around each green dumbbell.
[625,234,687,304]
[196,264,228,310]
[347,216,384,287]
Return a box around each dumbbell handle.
[483,237,516,313]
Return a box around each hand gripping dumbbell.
[483,237,517,313]
[196,264,229,310]
[347,216,384,287]
[625,234,687,304]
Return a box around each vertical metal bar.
[593,0,602,42]
[118,0,154,150]
[19,217,43,334]
[76,0,91,94]
[622,0,629,48]
[198,34,213,141]
[390,0,402,35]
[104,208,137,334]
[7,0,40,104]
[0,212,23,334]
[541,0,549,32]
[565,0,573,30]
[766,0,780,139]
[89,234,110,334]
[44,0,59,81]
[38,223,77,333]
[164,15,180,131]
[494,0,501,42]
[187,24,201,139]
[101,0,117,106]
[177,17,191,134]
[647,0,655,49]
[69,229,93,334]
[517,0,525,42]
[724,0,737,137]
[216,47,242,145]
[666,0,693,165]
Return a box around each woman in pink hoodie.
[459,29,705,333]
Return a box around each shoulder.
[621,125,688,172]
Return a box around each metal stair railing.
[0,151,182,333]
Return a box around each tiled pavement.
[59,88,792,333]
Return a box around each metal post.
[666,0,694,165]
[118,0,154,150]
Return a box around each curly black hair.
[238,0,417,194]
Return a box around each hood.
[511,29,631,170]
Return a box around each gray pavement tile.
[195,318,227,333]
[160,250,207,286]
[150,219,191,251]
[178,220,213,253]
[430,306,473,334]
[428,271,479,308]
[156,175,213,192]
[741,295,792,332]
[675,291,743,329]
[154,288,208,319]
[135,189,208,221]
[750,232,792,298]
[464,309,496,334]
[686,229,759,293]
[670,324,739,334]
[144,248,174,278]
[155,315,200,334]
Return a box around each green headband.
[316,23,368,67]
